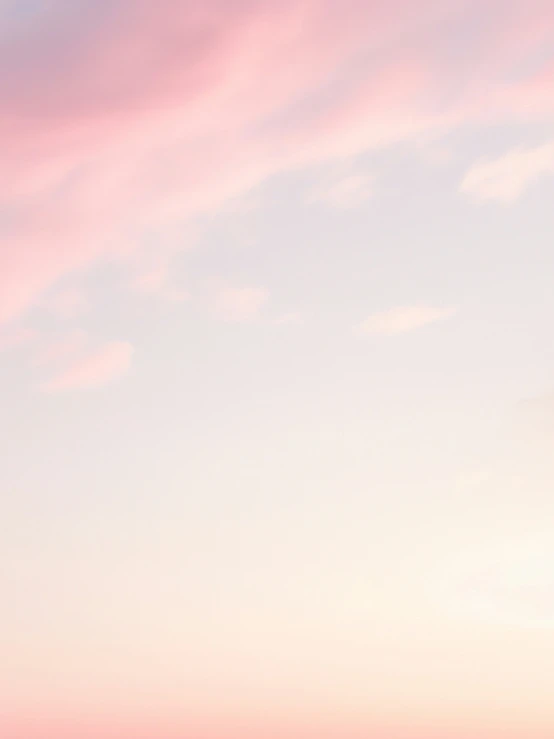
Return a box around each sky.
[1,1,554,737]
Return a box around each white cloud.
[460,140,554,203]
[355,304,455,336]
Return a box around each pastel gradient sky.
[2,1,554,737]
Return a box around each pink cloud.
[460,140,554,202]
[40,340,134,392]
[356,305,455,336]
[1,0,554,324]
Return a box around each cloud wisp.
[40,340,134,393]
[460,140,554,203]
[1,1,554,325]
[355,304,455,336]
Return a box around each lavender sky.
[1,2,554,738]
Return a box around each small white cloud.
[308,173,374,209]
[460,140,554,203]
[355,304,455,336]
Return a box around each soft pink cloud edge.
[39,339,134,392]
[1,0,554,325]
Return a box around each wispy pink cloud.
[356,305,455,336]
[1,0,554,323]
[460,140,554,203]
[40,340,134,392]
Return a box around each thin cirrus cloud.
[460,140,554,203]
[1,1,554,324]
[356,305,455,336]
[40,340,134,393]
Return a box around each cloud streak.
[356,305,455,336]
[460,140,554,203]
[41,340,134,392]
[1,0,554,324]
